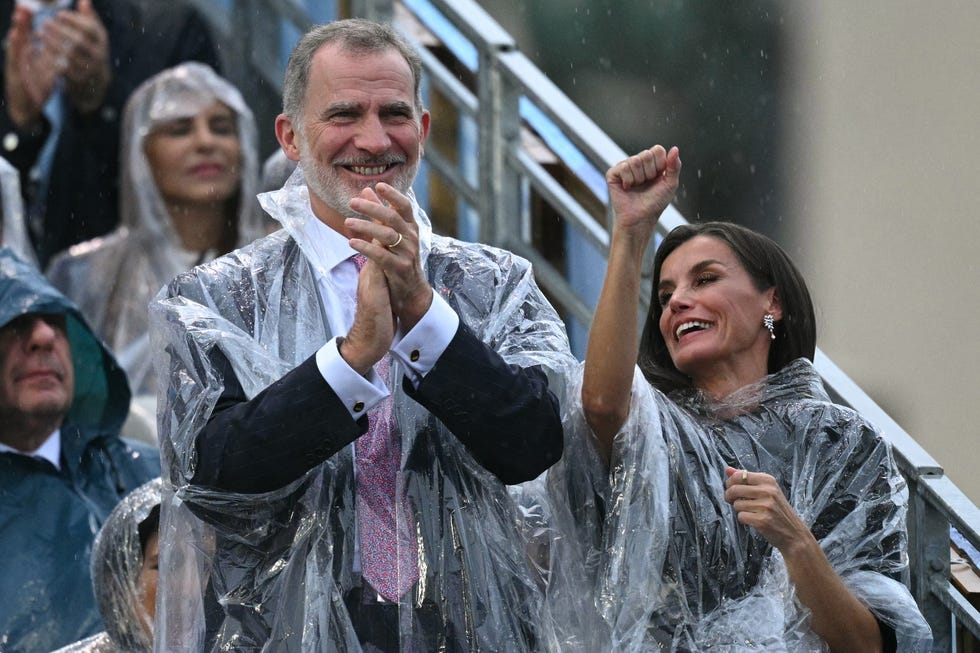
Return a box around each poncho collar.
[258,167,434,272]
[673,358,827,419]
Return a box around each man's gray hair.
[282,18,425,123]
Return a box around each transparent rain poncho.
[541,358,932,652]
[149,172,576,652]
[0,155,37,268]
[52,478,164,653]
[46,62,264,400]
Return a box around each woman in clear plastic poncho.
[548,145,932,651]
[46,62,264,401]
[52,478,164,653]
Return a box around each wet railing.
[195,0,980,648]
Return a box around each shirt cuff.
[391,292,459,387]
[315,337,389,420]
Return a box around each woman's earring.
[763,313,776,340]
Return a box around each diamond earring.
[763,313,776,340]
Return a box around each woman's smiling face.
[143,101,241,210]
[657,235,780,396]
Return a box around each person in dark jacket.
[0,0,220,267]
[0,247,160,653]
[150,19,574,652]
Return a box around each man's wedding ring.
[386,233,403,250]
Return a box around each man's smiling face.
[289,43,429,231]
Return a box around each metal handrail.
[198,0,979,649]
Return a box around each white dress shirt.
[0,429,62,470]
[299,214,459,420]
[296,210,459,582]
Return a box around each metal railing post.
[477,43,521,248]
[349,0,393,22]
[908,475,953,650]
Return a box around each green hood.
[0,247,131,438]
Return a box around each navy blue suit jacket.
[191,323,563,494]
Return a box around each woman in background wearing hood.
[46,62,264,406]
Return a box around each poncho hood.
[92,477,163,652]
[0,247,131,444]
[672,356,831,418]
[48,479,164,653]
[119,61,261,245]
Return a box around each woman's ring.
[741,470,748,484]
[386,233,403,250]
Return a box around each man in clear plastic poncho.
[541,146,932,651]
[47,62,264,403]
[53,478,164,653]
[0,247,160,653]
[150,19,574,652]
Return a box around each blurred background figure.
[0,247,159,653]
[52,478,164,653]
[0,0,220,267]
[0,155,36,266]
[46,62,262,427]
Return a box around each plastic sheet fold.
[0,156,37,267]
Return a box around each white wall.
[783,2,980,501]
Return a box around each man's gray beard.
[300,152,419,222]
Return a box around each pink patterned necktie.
[350,253,419,601]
